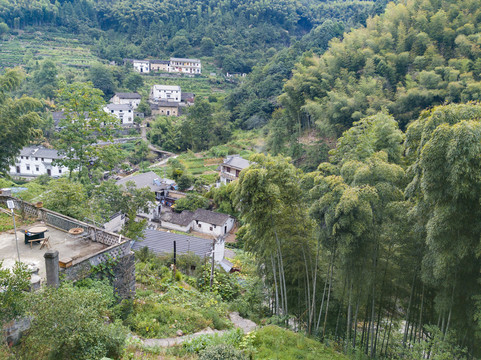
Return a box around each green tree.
[0,68,42,176]
[187,99,214,151]
[54,82,119,181]
[123,72,143,92]
[32,60,58,99]
[20,281,127,360]
[200,37,215,56]
[88,63,117,100]
[0,261,30,325]
[173,193,209,212]
[42,178,88,219]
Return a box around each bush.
[19,281,128,360]
[199,344,247,360]
[183,328,244,353]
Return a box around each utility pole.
[7,200,20,262]
[210,238,216,289]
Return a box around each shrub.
[19,281,128,360]
[199,344,247,360]
[183,328,244,353]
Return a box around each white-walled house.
[133,60,150,73]
[191,209,235,237]
[110,93,141,109]
[160,209,235,237]
[104,104,134,125]
[218,155,250,186]
[150,85,181,103]
[169,58,202,74]
[9,146,69,178]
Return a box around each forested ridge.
[273,0,481,141]
[0,0,377,71]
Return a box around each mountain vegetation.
[0,0,377,72]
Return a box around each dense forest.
[0,0,378,72]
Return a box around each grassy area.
[0,211,35,232]
[252,326,349,360]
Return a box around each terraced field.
[0,30,98,69]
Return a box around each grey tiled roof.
[193,209,231,226]
[160,210,194,226]
[151,102,179,108]
[132,229,213,258]
[114,92,141,99]
[170,57,201,63]
[223,155,250,170]
[105,104,133,111]
[19,146,63,160]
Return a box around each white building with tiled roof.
[218,155,250,185]
[169,58,201,74]
[104,104,134,125]
[150,85,181,103]
[160,208,235,237]
[9,146,69,178]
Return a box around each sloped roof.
[105,104,133,111]
[181,92,195,101]
[151,102,179,108]
[132,229,213,258]
[160,210,194,226]
[152,85,181,91]
[114,92,141,99]
[222,155,250,170]
[170,57,201,63]
[19,146,63,160]
[116,171,172,192]
[193,209,231,226]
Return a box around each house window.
[20,156,23,159]
[35,157,38,161]
[35,166,39,172]
[59,169,62,174]
[26,165,30,171]
[41,158,44,161]
[198,224,202,228]
[209,227,213,231]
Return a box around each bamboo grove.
[233,104,481,358]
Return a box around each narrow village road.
[140,312,257,347]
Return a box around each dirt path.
[141,312,256,348]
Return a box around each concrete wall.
[214,238,225,262]
[0,195,136,299]
[160,220,192,233]
[192,217,235,237]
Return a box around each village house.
[181,92,195,105]
[150,102,179,116]
[9,146,69,178]
[103,104,135,125]
[150,60,170,72]
[160,208,235,237]
[132,59,150,73]
[169,58,202,74]
[115,171,176,221]
[218,155,250,186]
[150,85,181,103]
[110,92,142,109]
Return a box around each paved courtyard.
[0,222,107,280]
